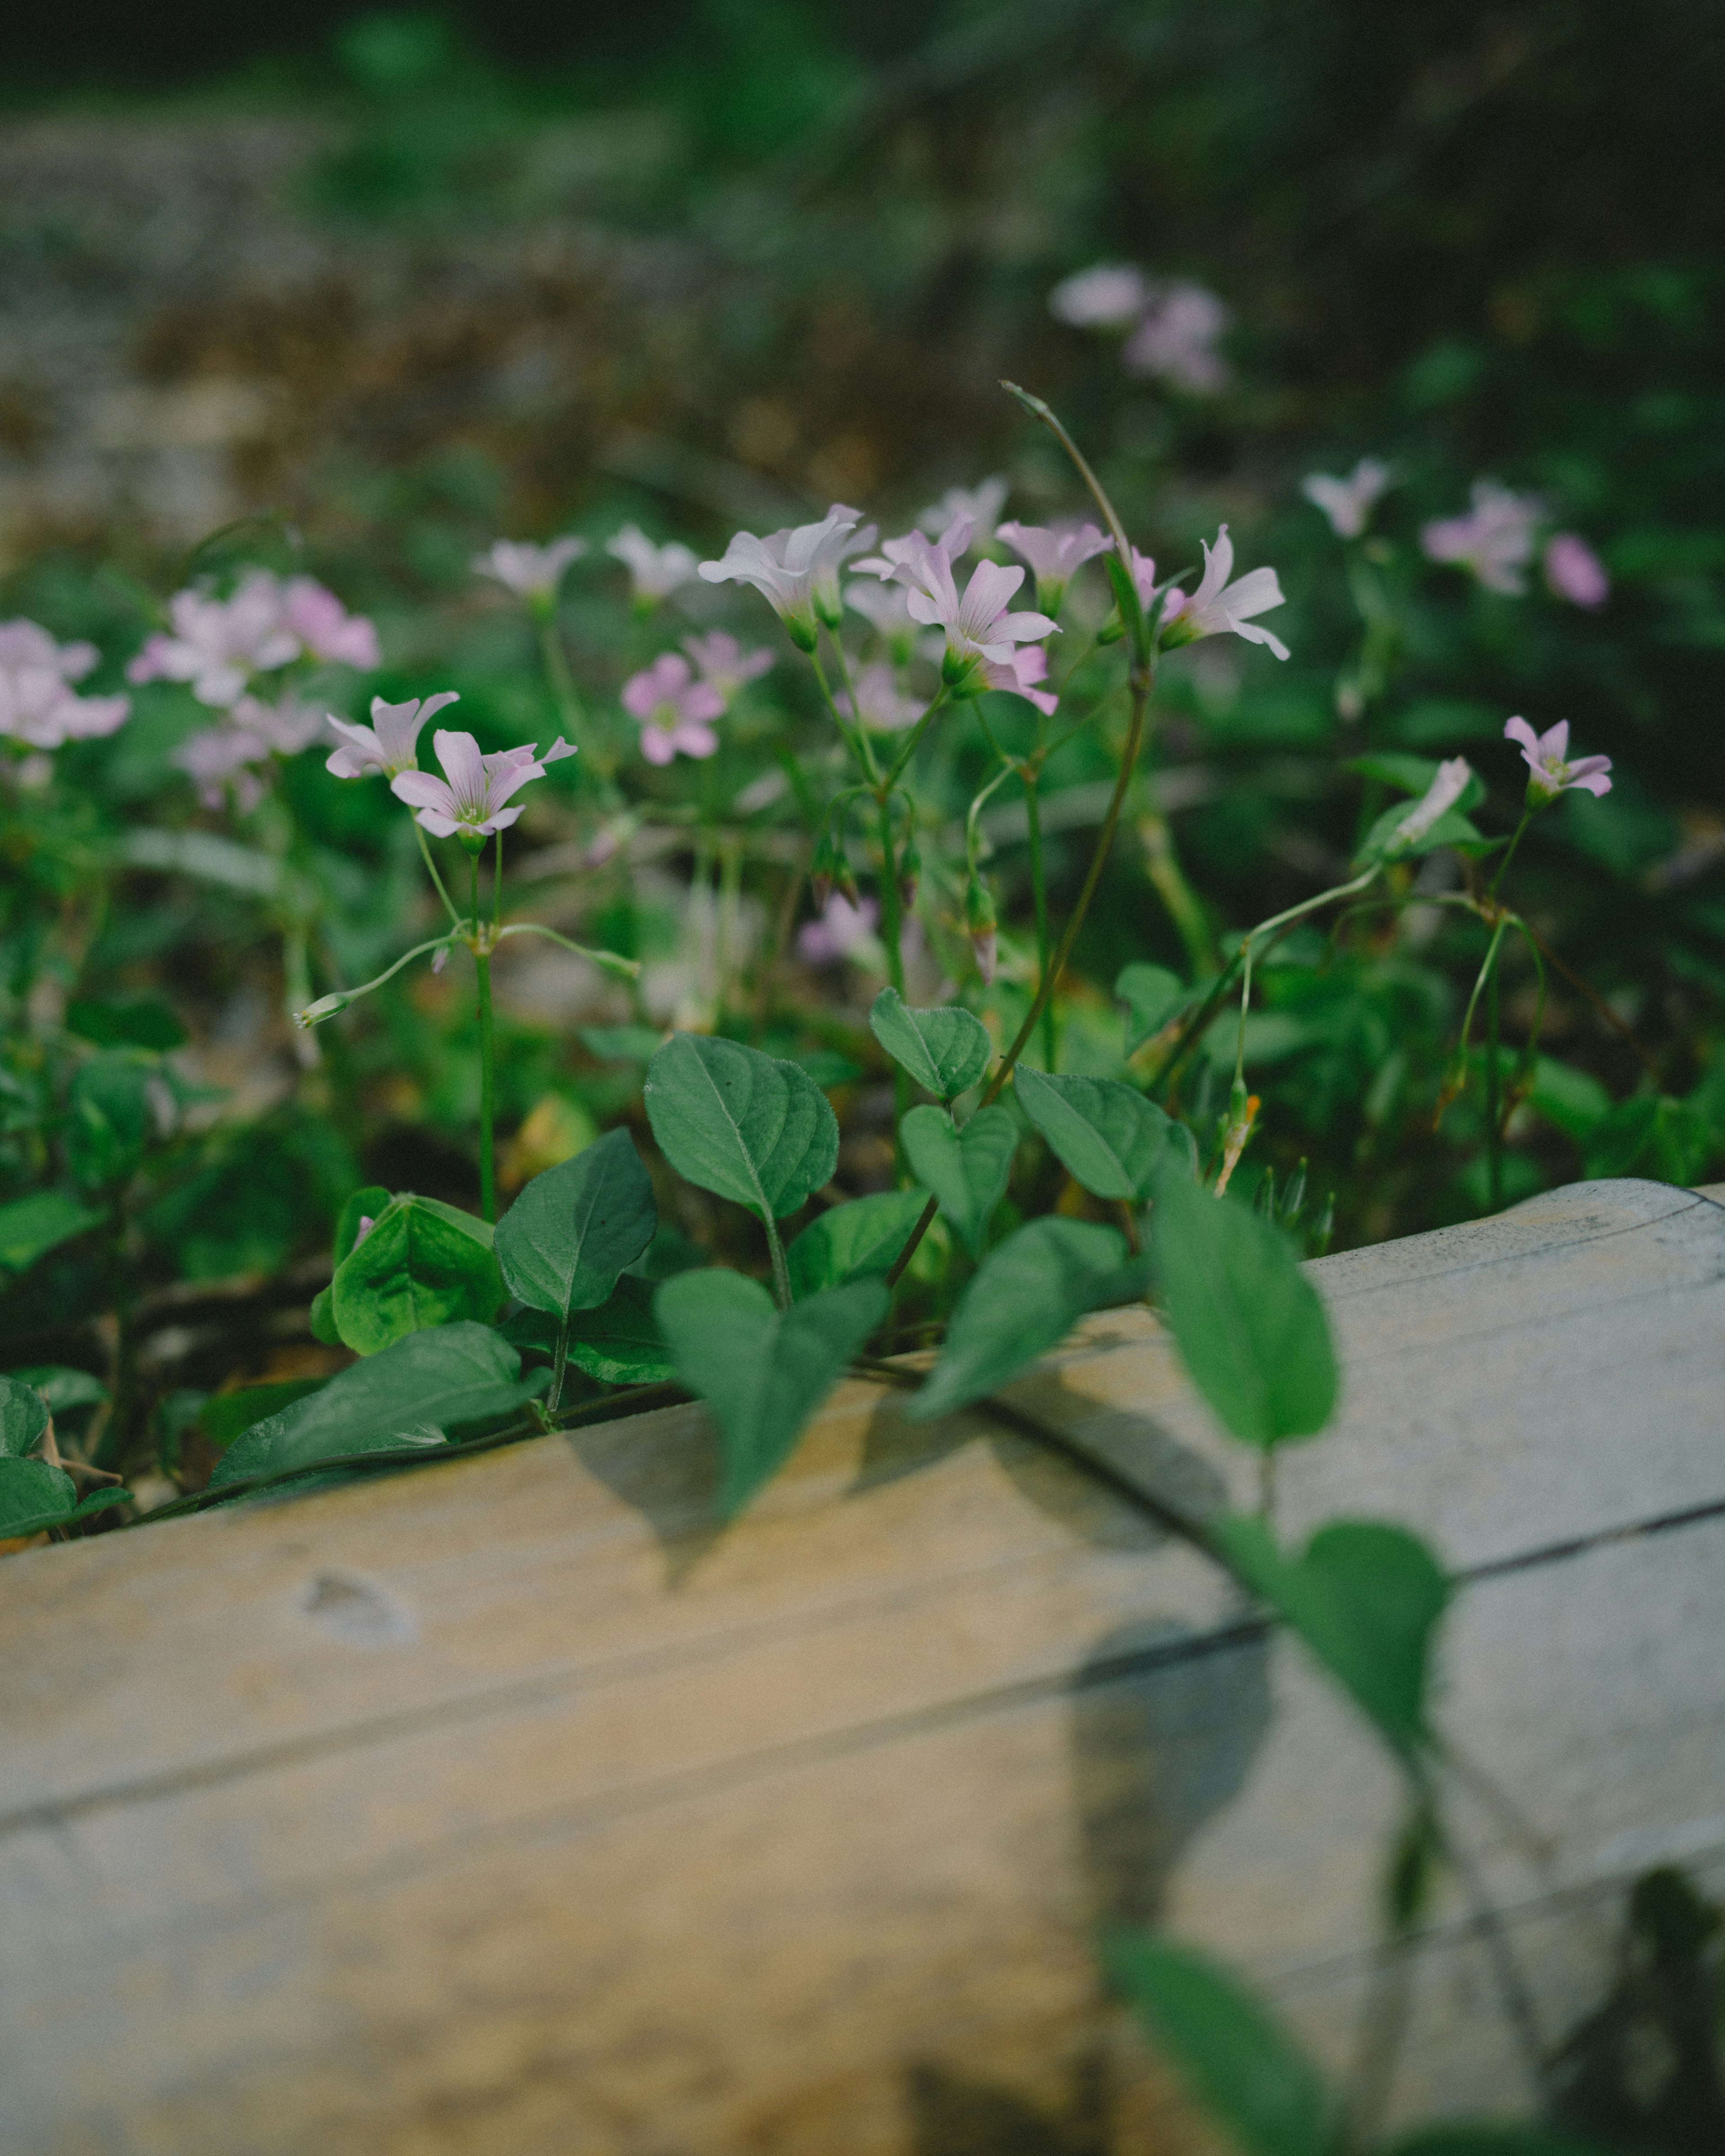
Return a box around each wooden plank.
[0,1178,1721,2151]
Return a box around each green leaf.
[0,1190,105,1276]
[1117,963,1187,1055]
[208,1322,543,1490]
[1344,752,1455,798]
[334,1185,392,1267]
[1583,1092,1712,1184]
[644,1032,839,1222]
[908,1218,1147,1422]
[1211,1514,1449,1758]
[495,1129,658,1318]
[1526,1057,1612,1143]
[580,1024,667,1063]
[0,1374,50,1458]
[1102,1932,1332,2156]
[7,1365,108,1418]
[787,1189,929,1299]
[1015,1066,1177,1202]
[1356,799,1486,868]
[0,1454,79,1537]
[66,994,188,1052]
[309,1286,341,1346]
[868,987,992,1100]
[655,1270,887,1516]
[1150,1171,1337,1447]
[899,1104,1017,1259]
[567,1276,677,1385]
[66,1054,153,1189]
[199,1380,329,1452]
[330,1196,505,1355]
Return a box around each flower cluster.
[0,621,130,778]
[130,570,378,707]
[616,635,774,766]
[176,694,327,813]
[1049,264,1232,393]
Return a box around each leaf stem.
[762,1211,792,1310]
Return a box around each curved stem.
[494,922,641,977]
[880,686,949,792]
[414,824,462,926]
[876,787,904,999]
[1488,808,1532,901]
[293,932,459,1026]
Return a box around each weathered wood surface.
[1,1176,1721,2154]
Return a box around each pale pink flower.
[681,631,774,700]
[1128,548,1160,609]
[622,654,725,765]
[983,645,1058,716]
[698,506,872,648]
[1504,717,1612,806]
[605,525,699,605]
[1162,526,1289,660]
[865,528,1056,677]
[1420,482,1540,596]
[838,661,922,733]
[996,520,1110,611]
[472,536,588,602]
[390,729,576,839]
[798,892,879,966]
[326,691,460,780]
[127,571,299,707]
[1543,533,1610,610]
[1391,757,1473,848]
[280,578,380,669]
[1301,458,1393,541]
[232,692,327,756]
[1048,264,1153,329]
[1123,283,1231,394]
[917,477,1008,548]
[174,694,327,810]
[0,620,129,749]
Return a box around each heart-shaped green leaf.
[656,1269,888,1516]
[1116,963,1187,1055]
[209,1323,544,1491]
[1211,1514,1450,1758]
[0,1374,50,1458]
[333,1185,392,1268]
[9,1365,108,1418]
[787,1188,929,1299]
[199,1381,329,1452]
[1015,1066,1177,1202]
[644,1032,839,1222]
[1102,1932,1332,2156]
[909,1217,1148,1421]
[868,987,992,1100]
[1151,1168,1337,1447]
[0,1191,104,1277]
[899,1103,1017,1259]
[0,1454,78,1536]
[330,1196,505,1355]
[495,1128,658,1318]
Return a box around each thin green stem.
[550,1317,571,1415]
[1023,772,1056,1071]
[1488,808,1533,901]
[292,932,459,1027]
[415,824,461,926]
[1486,959,1503,1212]
[763,1211,792,1310]
[493,829,504,932]
[880,686,949,791]
[475,942,497,1225]
[876,787,905,998]
[491,922,641,977]
[810,645,879,783]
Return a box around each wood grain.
[2,1177,1721,2153]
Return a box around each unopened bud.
[294,993,348,1029]
[1212,1081,1260,1197]
[1097,614,1127,646]
[787,615,819,654]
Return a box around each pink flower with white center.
[681,632,774,700]
[622,654,725,765]
[1390,757,1473,849]
[698,505,872,649]
[326,691,460,780]
[1301,458,1393,541]
[1504,717,1612,807]
[798,892,880,966]
[390,729,577,840]
[472,536,588,603]
[982,645,1058,717]
[1048,264,1153,329]
[1123,283,1232,394]
[996,520,1110,612]
[0,620,129,750]
[127,571,299,707]
[917,477,1009,548]
[868,529,1057,683]
[838,661,922,733]
[1161,526,1289,660]
[1420,482,1541,596]
[1543,533,1610,610]
[606,525,699,605]
[280,578,380,669]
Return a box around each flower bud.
[1097,614,1127,646]
[294,992,349,1029]
[786,616,819,655]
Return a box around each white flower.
[126,571,300,707]
[1420,482,1541,596]
[1123,283,1231,394]
[390,729,576,840]
[1301,458,1393,541]
[1048,264,1153,329]
[1391,758,1473,847]
[0,619,129,749]
[473,537,588,601]
[1504,717,1612,805]
[697,505,871,649]
[917,477,1008,547]
[1163,526,1289,660]
[326,692,461,780]
[883,530,1057,677]
[996,520,1110,611]
[605,525,699,604]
